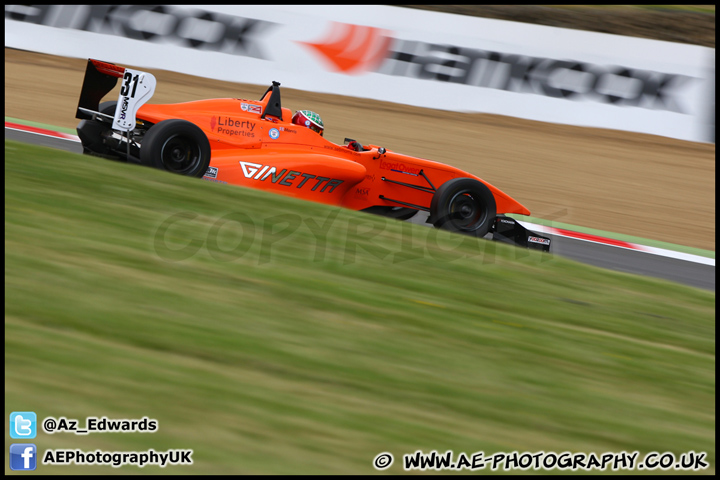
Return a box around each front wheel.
[430,178,497,237]
[140,119,211,178]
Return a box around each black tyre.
[98,101,118,117]
[140,119,211,178]
[430,178,497,237]
[77,101,119,156]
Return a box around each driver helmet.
[292,110,324,136]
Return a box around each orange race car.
[75,59,550,251]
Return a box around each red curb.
[552,227,640,250]
[5,122,80,141]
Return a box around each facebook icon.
[10,444,37,470]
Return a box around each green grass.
[4,140,715,474]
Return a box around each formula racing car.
[75,59,550,251]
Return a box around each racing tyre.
[430,178,497,237]
[77,101,119,157]
[98,101,118,117]
[140,120,211,178]
[98,101,118,116]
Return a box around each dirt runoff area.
[4,48,716,251]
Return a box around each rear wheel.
[430,178,497,237]
[140,119,211,178]
[98,101,118,116]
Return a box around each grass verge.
[5,140,715,474]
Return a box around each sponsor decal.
[238,161,344,193]
[119,96,129,120]
[298,22,392,75]
[268,128,280,139]
[528,236,551,245]
[217,117,255,130]
[240,103,262,114]
[500,218,515,224]
[212,116,256,137]
[323,144,359,155]
[376,39,694,113]
[278,126,297,134]
[240,162,263,178]
[6,5,276,59]
[355,187,369,196]
[379,160,421,175]
[300,21,695,113]
[204,166,218,178]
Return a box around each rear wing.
[76,59,156,132]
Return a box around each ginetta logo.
[239,161,345,193]
[298,22,392,74]
[240,162,266,179]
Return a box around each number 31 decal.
[120,72,140,98]
[112,68,157,132]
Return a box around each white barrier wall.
[5,5,715,143]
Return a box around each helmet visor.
[308,124,323,136]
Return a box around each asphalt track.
[5,126,715,291]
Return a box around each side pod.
[491,215,551,252]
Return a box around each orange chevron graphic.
[298,22,392,74]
